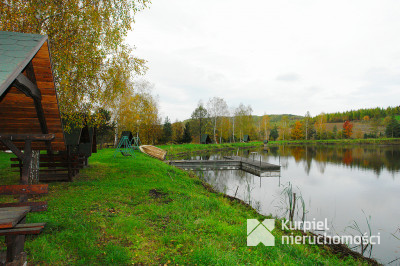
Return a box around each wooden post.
[18,159,22,179]
[67,148,73,182]
[20,140,31,185]
[16,140,32,262]
[0,134,54,262]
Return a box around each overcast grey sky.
[127,0,400,121]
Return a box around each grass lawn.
[159,142,263,156]
[0,149,368,265]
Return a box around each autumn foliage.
[0,0,149,125]
[343,121,353,138]
[291,121,304,140]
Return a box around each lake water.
[179,145,400,264]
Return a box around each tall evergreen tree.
[96,108,115,147]
[163,117,172,143]
[269,126,279,141]
[332,125,338,139]
[191,101,208,143]
[385,116,400,138]
[182,122,192,143]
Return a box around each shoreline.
[167,145,381,264]
[267,138,400,145]
[161,138,400,157]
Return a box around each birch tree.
[235,103,253,141]
[280,116,290,141]
[261,114,271,140]
[303,111,312,140]
[207,97,228,143]
[0,0,149,125]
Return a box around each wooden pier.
[168,156,280,177]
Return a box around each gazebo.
[0,31,66,264]
[0,31,98,183]
[0,31,66,179]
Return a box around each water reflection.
[262,145,400,177]
[190,144,400,264]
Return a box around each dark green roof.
[121,131,133,141]
[200,134,211,143]
[0,31,47,96]
[64,125,82,146]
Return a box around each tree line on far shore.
[170,102,400,144]
[89,94,400,146]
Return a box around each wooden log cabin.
[0,30,98,264]
[0,31,97,183]
[0,31,66,177]
[0,31,64,264]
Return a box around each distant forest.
[324,106,400,122]
[253,106,400,124]
[97,99,400,145]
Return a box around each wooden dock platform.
[168,156,280,177]
[168,159,241,170]
[224,156,280,170]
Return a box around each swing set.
[113,131,141,158]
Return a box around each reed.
[346,210,374,258]
[276,182,307,224]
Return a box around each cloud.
[276,73,300,82]
[128,0,400,120]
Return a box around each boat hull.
[139,145,167,161]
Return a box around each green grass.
[159,142,263,156]
[0,149,369,265]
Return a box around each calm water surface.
[183,145,400,264]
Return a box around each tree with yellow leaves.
[113,80,161,145]
[314,113,327,140]
[291,121,304,140]
[234,103,253,141]
[280,115,290,141]
[0,0,149,126]
[261,114,271,140]
[219,116,231,143]
[172,121,184,144]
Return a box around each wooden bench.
[0,185,48,263]
[0,222,46,236]
[0,207,45,264]
[0,184,48,212]
[10,153,86,182]
[0,135,53,264]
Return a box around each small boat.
[139,145,168,161]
